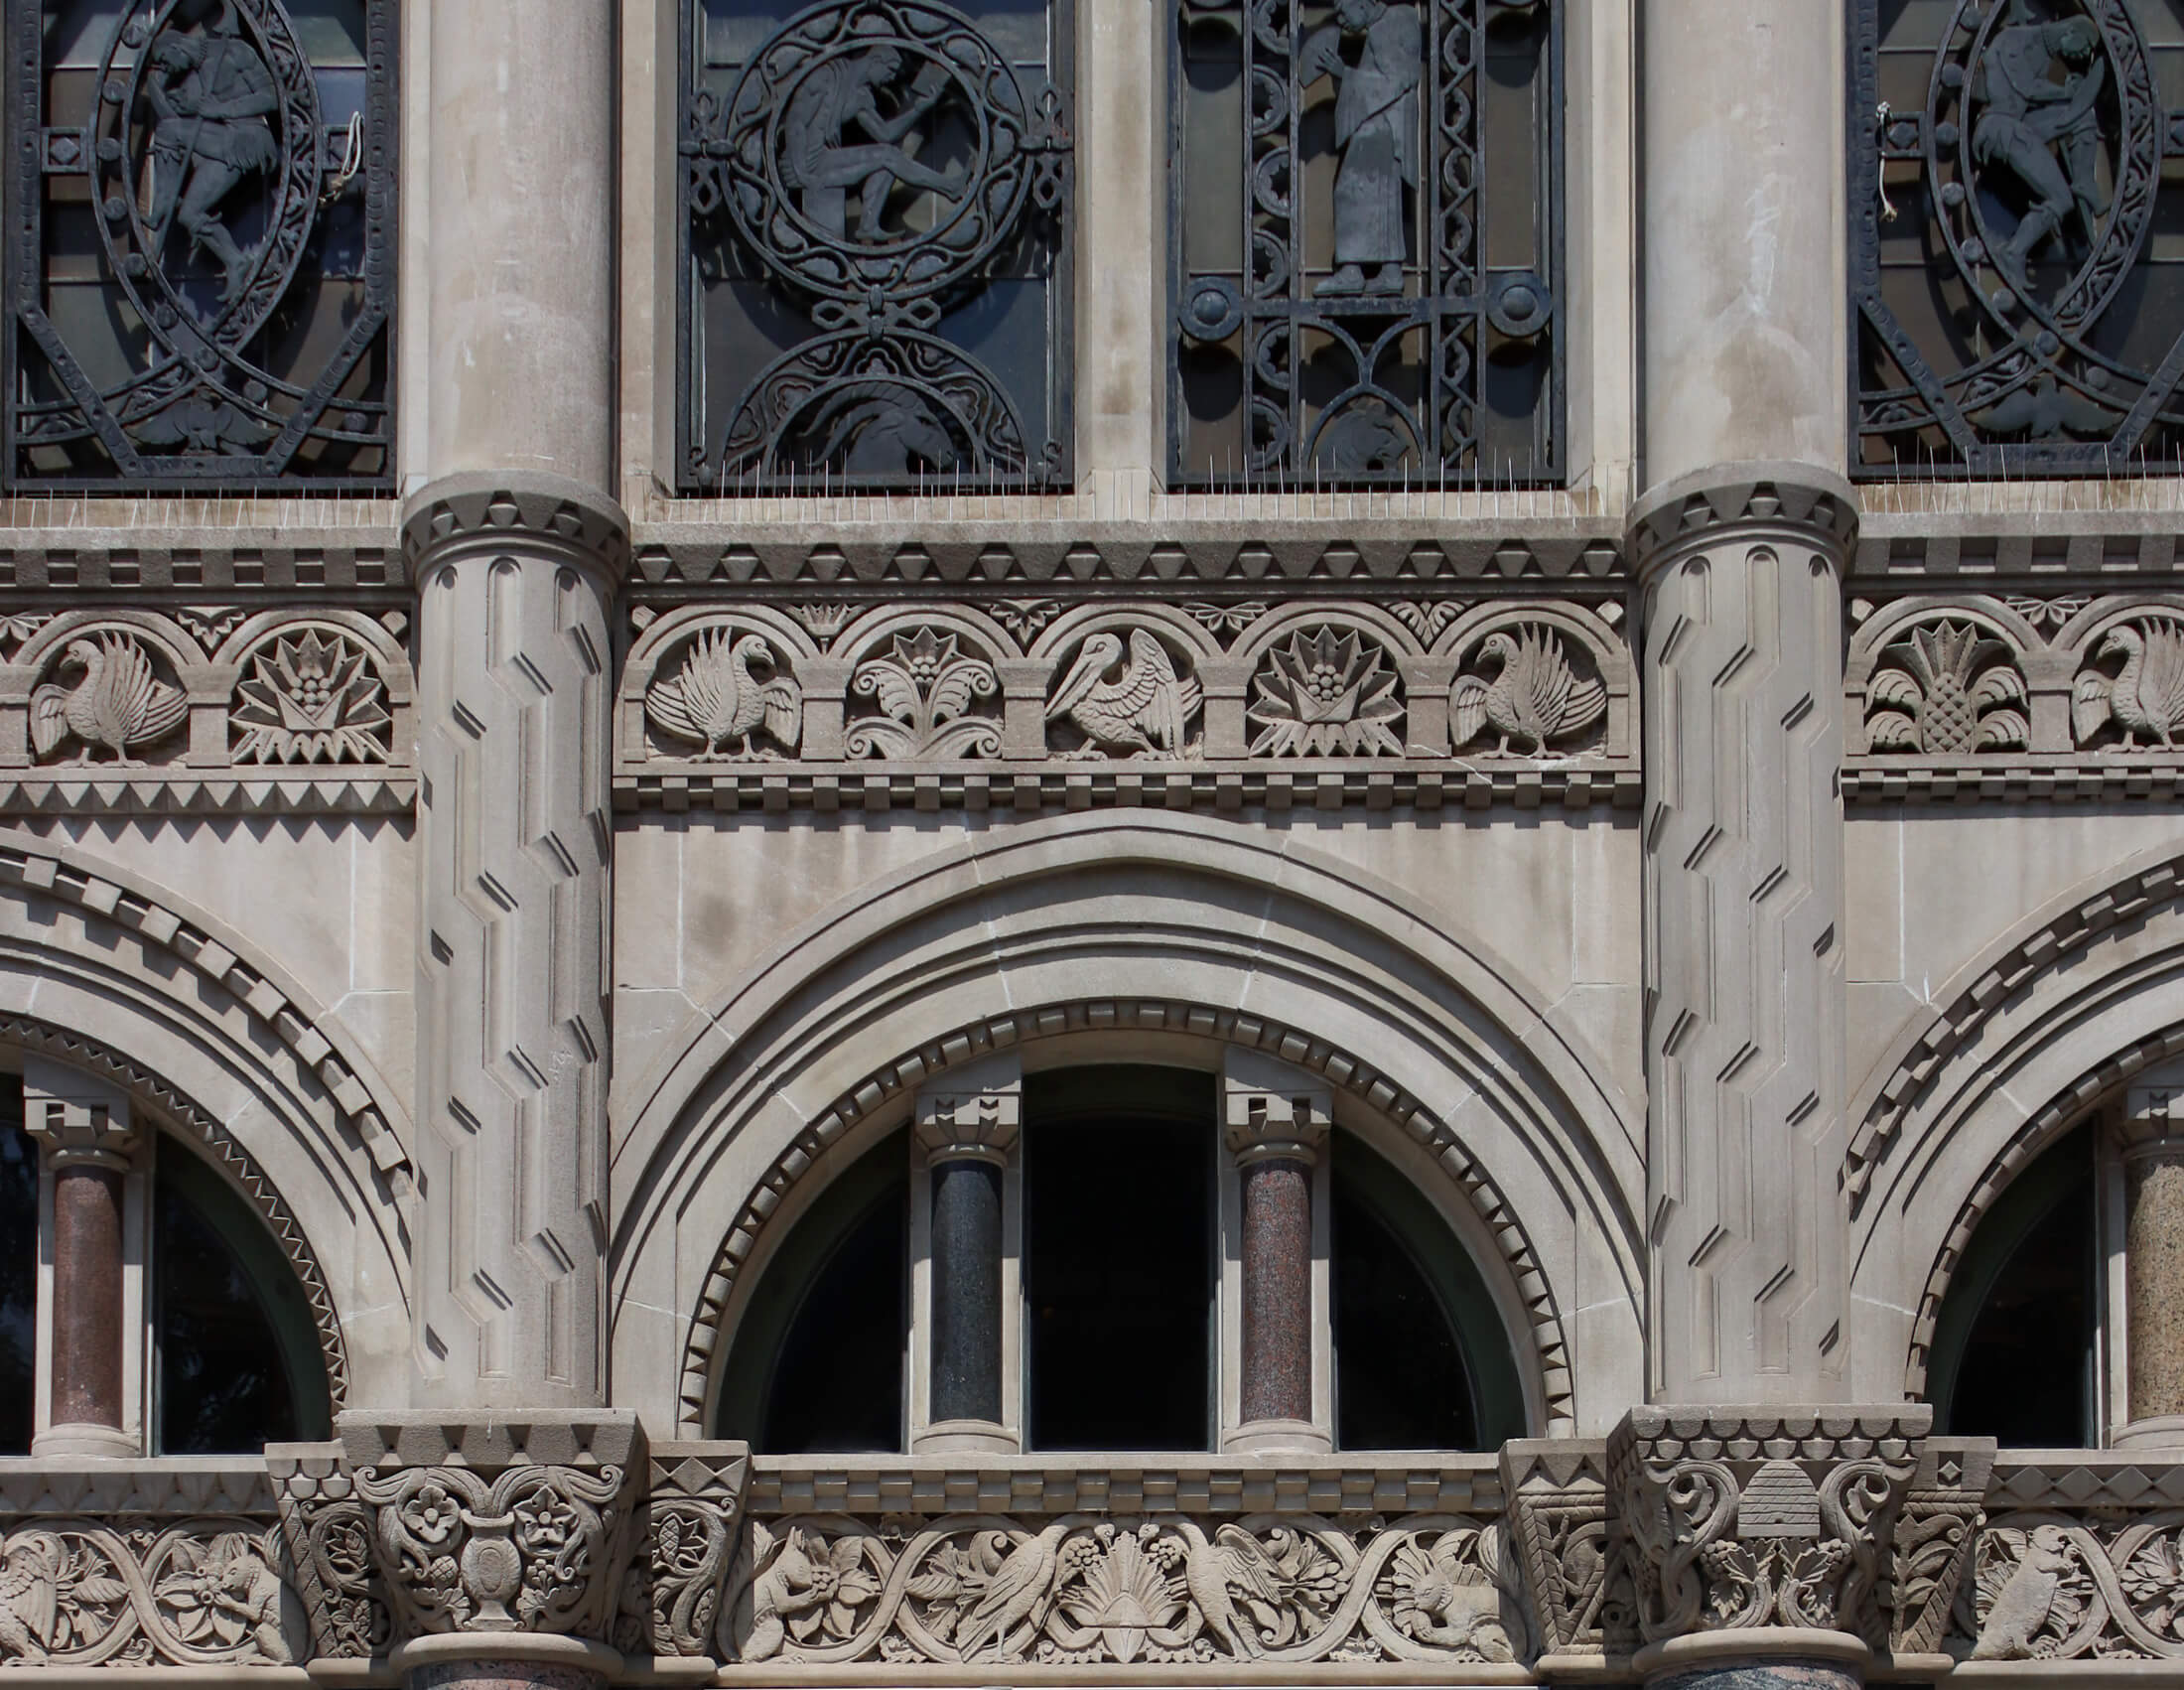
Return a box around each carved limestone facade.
[5,11,2184,1690]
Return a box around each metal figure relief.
[681,0,1072,492]
[1170,0,1559,486]
[1302,0,1422,298]
[1852,0,2184,475]
[7,0,395,488]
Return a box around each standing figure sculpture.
[1972,2,2110,292]
[780,42,960,241]
[1302,0,1421,297]
[143,0,279,304]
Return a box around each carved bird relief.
[1175,1520,1289,1658]
[645,629,803,759]
[29,634,189,766]
[0,1531,63,1663]
[1045,630,1202,758]
[953,1523,1066,1659]
[2074,620,2184,749]
[1449,628,1605,756]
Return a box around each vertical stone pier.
[24,1061,136,1459]
[388,7,634,1690]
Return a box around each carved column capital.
[1221,1047,1331,1167]
[21,1058,137,1172]
[336,1414,646,1661]
[612,1444,750,1660]
[914,1053,1023,1167]
[1606,1408,1930,1667]
[1628,466,1860,582]
[401,471,631,594]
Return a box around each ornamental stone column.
[379,8,635,1690]
[1635,0,1857,1409]
[2116,1067,2184,1450]
[24,1059,136,1460]
[913,1056,1022,1456]
[1221,1049,1330,1457]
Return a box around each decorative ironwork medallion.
[1852,0,2184,477]
[1169,0,1561,487]
[680,0,1073,493]
[7,0,395,490]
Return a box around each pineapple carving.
[1863,621,2029,755]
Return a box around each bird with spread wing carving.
[1450,628,1605,757]
[30,634,189,766]
[1045,630,1201,758]
[2074,620,2184,749]
[645,629,803,759]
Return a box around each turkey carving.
[30,634,189,766]
[645,629,803,758]
[2074,620,2184,749]
[1046,630,1202,758]
[1450,628,1605,756]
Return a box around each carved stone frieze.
[1500,1441,1631,1663]
[721,1510,1525,1667]
[1607,1410,1928,1651]
[613,1446,750,1660]
[1843,592,2184,800]
[0,607,414,814]
[617,595,1637,811]
[266,1447,390,1662]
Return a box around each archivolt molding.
[1843,839,2184,1212]
[1904,1022,2184,1399]
[0,834,411,1186]
[674,998,1579,1439]
[0,1015,351,1409]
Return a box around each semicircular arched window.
[716,1057,1528,1455]
[1929,1121,2097,1447]
[0,1063,332,1455]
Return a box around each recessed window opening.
[0,1086,32,1455]
[1024,1066,1215,1452]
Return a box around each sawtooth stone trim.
[1844,842,2184,1212]
[676,1000,1576,1441]
[0,834,413,1190]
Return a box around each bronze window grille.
[7,0,396,492]
[678,0,1075,495]
[1851,0,2184,479]
[1169,0,1562,489]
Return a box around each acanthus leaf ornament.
[847,628,1003,759]
[1248,627,1406,757]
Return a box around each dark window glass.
[0,1079,32,1455]
[1332,1181,1475,1449]
[724,1130,908,1454]
[1169,0,1562,488]
[1024,1066,1214,1451]
[155,1143,328,1454]
[12,0,395,490]
[1851,0,2184,478]
[1932,1124,2096,1447]
[679,0,1074,493]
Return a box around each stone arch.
[608,810,1644,1440]
[0,833,413,1403]
[1841,838,2184,1400]
[0,1016,352,1408]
